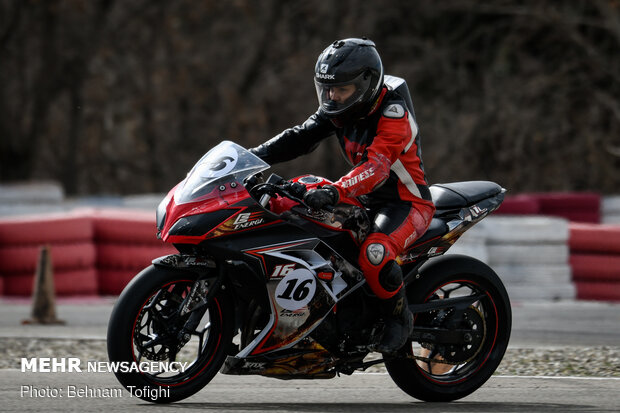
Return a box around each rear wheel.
[107,265,234,403]
[385,256,511,402]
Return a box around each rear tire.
[386,255,511,402]
[107,265,234,403]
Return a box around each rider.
[250,38,435,353]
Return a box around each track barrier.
[0,209,173,297]
[569,223,620,302]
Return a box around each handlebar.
[249,176,334,213]
[251,181,306,206]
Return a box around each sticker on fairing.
[197,145,238,179]
[274,269,316,311]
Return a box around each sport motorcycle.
[107,140,511,403]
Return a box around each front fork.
[152,254,225,345]
[176,269,224,344]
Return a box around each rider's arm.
[332,104,411,199]
[250,110,335,165]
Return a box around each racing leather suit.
[251,83,435,300]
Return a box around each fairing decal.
[244,239,320,279]
[239,239,338,356]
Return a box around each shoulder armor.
[382,103,405,119]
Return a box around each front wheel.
[106,265,234,403]
[385,255,511,402]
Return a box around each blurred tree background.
[0,0,619,195]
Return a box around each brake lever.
[272,180,337,214]
[282,181,307,198]
[283,182,337,213]
[251,183,278,199]
[276,187,307,207]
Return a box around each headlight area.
[156,195,170,236]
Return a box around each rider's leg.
[376,261,413,353]
[359,202,433,353]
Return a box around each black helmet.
[314,38,384,123]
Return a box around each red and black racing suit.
[251,85,435,299]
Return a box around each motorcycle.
[107,140,511,403]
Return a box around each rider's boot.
[376,286,413,354]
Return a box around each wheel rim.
[130,279,224,386]
[409,279,499,384]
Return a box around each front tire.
[106,265,234,403]
[385,255,511,402]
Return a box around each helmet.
[314,38,384,124]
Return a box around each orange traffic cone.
[22,245,65,325]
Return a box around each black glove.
[303,185,339,210]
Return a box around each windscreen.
[174,141,269,204]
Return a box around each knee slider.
[378,260,403,293]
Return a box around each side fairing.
[164,196,283,244]
[231,238,364,358]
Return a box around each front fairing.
[157,141,270,241]
[175,141,269,205]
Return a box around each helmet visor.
[314,72,372,116]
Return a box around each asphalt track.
[1,299,619,412]
[1,370,619,412]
